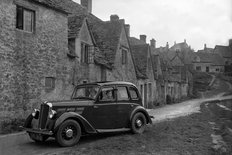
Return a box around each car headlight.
[32,109,39,119]
[49,109,56,119]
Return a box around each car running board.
[97,128,131,133]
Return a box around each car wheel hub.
[136,119,142,127]
[65,129,74,138]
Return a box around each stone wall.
[0,0,72,120]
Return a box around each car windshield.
[72,85,100,100]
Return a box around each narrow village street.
[0,76,231,155]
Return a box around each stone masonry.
[0,0,73,121]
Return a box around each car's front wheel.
[131,112,146,134]
[55,119,81,147]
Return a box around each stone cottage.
[68,15,110,84]
[0,0,73,120]
[192,52,225,73]
[129,35,157,108]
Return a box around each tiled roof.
[198,48,214,53]
[129,37,146,45]
[170,53,185,67]
[170,42,189,51]
[193,52,224,66]
[30,0,68,13]
[214,45,232,58]
[90,20,123,65]
[68,15,86,38]
[130,44,149,79]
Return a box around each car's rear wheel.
[29,133,49,142]
[55,119,81,147]
[131,112,146,134]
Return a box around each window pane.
[45,77,55,90]
[24,10,33,32]
[16,6,23,29]
[117,86,129,101]
[129,87,138,100]
[99,87,115,102]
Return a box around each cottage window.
[81,43,94,64]
[16,6,35,32]
[122,48,128,64]
[196,66,201,71]
[45,77,55,91]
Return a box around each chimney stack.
[140,35,146,43]
[110,14,119,22]
[150,39,156,49]
[184,39,186,43]
[81,0,92,13]
[166,42,169,49]
[204,43,207,49]
[125,24,130,37]
[229,39,232,47]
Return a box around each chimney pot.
[140,35,146,43]
[184,39,186,43]
[81,0,92,13]
[125,24,130,37]
[204,44,207,49]
[110,14,119,21]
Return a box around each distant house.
[154,40,194,103]
[214,40,232,66]
[129,35,157,108]
[192,52,225,73]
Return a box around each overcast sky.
[74,0,232,51]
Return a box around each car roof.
[77,81,137,87]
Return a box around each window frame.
[128,86,139,100]
[16,5,35,33]
[45,77,55,91]
[116,85,130,101]
[81,42,94,64]
[98,86,116,103]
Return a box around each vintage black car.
[23,81,152,147]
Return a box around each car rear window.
[129,87,139,100]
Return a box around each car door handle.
[94,105,98,108]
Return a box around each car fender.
[24,114,33,128]
[130,106,152,124]
[54,112,97,134]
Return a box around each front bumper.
[24,128,53,136]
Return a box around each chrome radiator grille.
[38,103,49,129]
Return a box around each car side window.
[98,87,115,102]
[129,87,139,100]
[117,86,129,101]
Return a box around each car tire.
[131,112,146,134]
[29,133,49,142]
[55,119,81,147]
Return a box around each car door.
[82,86,118,129]
[115,85,135,128]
